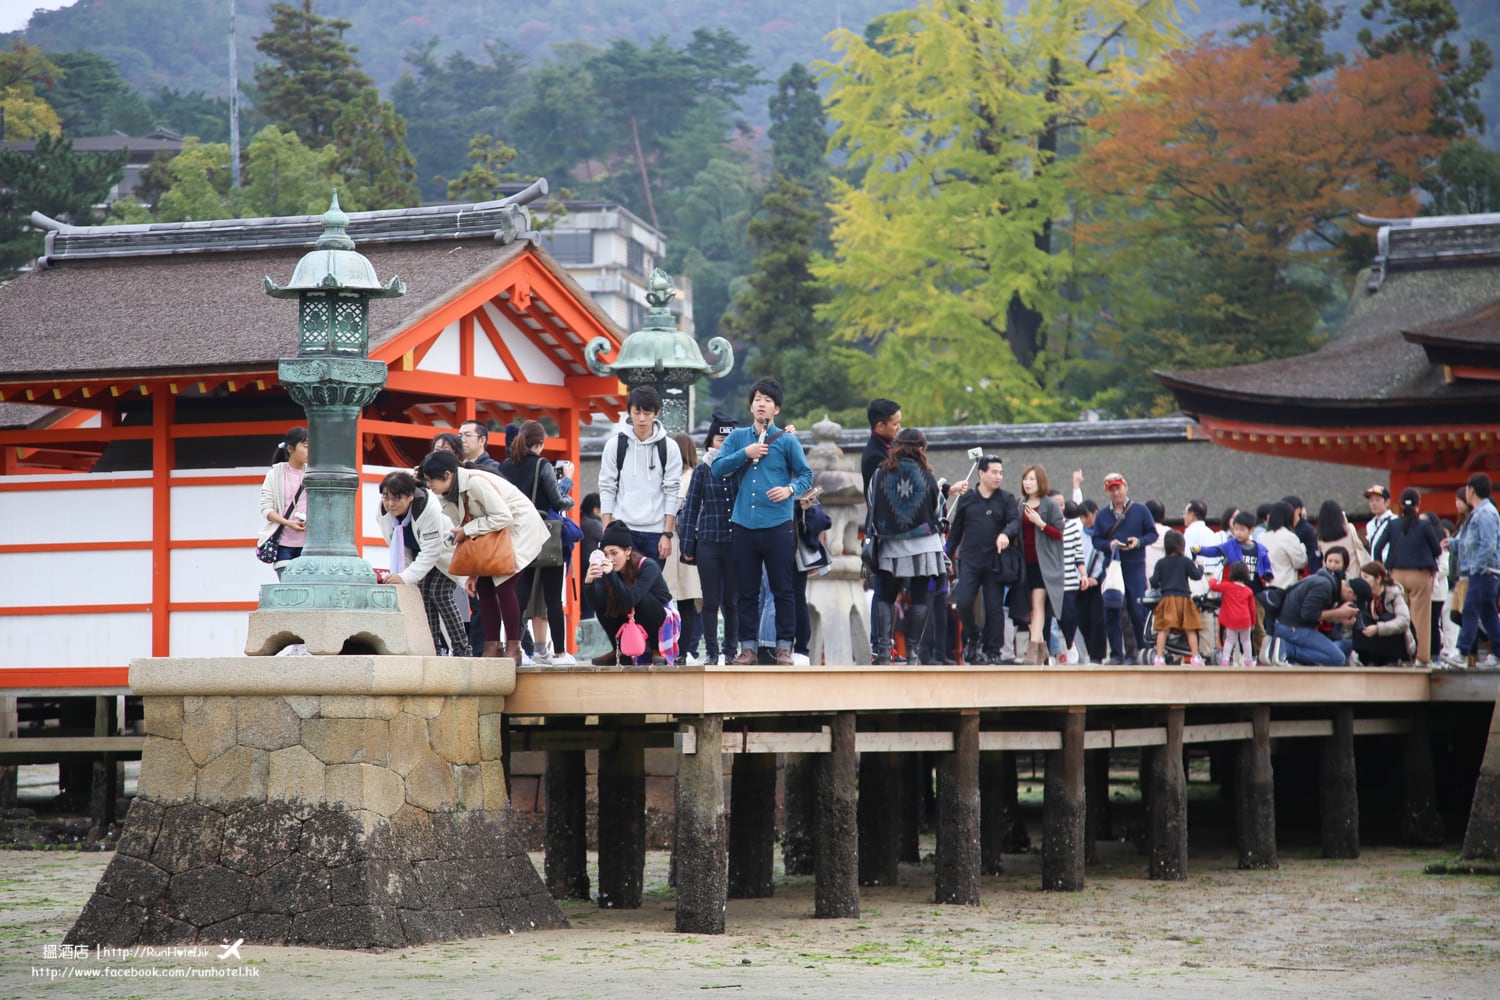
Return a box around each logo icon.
[217,939,244,961]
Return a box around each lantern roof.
[264,192,405,300]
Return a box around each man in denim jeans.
[1444,473,1500,669]
[712,378,813,666]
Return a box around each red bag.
[616,610,648,659]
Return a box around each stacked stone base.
[69,798,561,948]
[68,664,565,949]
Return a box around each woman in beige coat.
[419,449,545,659]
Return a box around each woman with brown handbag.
[419,449,546,660]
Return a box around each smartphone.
[798,485,824,503]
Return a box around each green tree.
[0,133,125,276]
[1426,138,1500,214]
[330,90,419,210]
[813,0,1186,423]
[720,176,860,421]
[43,49,152,135]
[253,0,374,148]
[1232,0,1347,100]
[241,125,339,217]
[445,134,521,202]
[507,46,604,188]
[391,38,528,201]
[152,138,235,221]
[147,87,233,143]
[766,62,833,248]
[1358,0,1494,134]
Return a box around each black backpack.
[614,432,669,479]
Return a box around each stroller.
[1139,589,1222,665]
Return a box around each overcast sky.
[0,1,73,34]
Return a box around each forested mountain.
[8,0,1497,143]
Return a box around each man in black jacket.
[861,398,902,493]
[946,455,1020,663]
[1272,563,1358,666]
[459,420,503,473]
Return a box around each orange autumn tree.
[1071,35,1443,415]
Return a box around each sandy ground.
[2,839,1499,1000]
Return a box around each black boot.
[905,600,930,666]
[873,600,894,665]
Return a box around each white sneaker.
[521,650,533,665]
[1440,650,1469,669]
[792,652,810,666]
[1479,654,1500,669]
[717,654,726,666]
[552,651,577,666]
[685,652,701,666]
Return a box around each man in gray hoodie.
[598,385,683,567]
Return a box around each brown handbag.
[449,521,517,577]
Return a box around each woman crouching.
[585,521,674,665]
[419,449,546,661]
[377,471,470,657]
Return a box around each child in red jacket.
[1210,562,1258,666]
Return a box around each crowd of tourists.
[257,389,1500,670]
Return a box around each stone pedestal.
[245,582,437,656]
[802,417,871,664]
[67,655,564,949]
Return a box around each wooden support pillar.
[781,752,817,876]
[1400,710,1444,846]
[935,712,981,905]
[0,696,15,807]
[89,696,118,833]
[901,752,922,863]
[1320,706,1360,859]
[857,734,901,887]
[1147,707,1188,881]
[1462,696,1500,861]
[598,718,646,908]
[675,716,727,934]
[728,751,777,898]
[543,716,590,900]
[1085,749,1111,865]
[1236,705,1278,870]
[1042,709,1086,892]
[979,751,1005,875]
[816,712,859,918]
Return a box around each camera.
[967,446,983,461]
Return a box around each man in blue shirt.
[712,378,814,665]
[1446,472,1500,669]
[1091,472,1158,664]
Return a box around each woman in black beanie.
[585,520,674,664]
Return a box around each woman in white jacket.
[377,471,468,657]
[419,449,546,660]
[257,427,308,579]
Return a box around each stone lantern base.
[67,656,565,950]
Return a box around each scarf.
[389,510,411,577]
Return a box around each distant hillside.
[6,0,1497,141]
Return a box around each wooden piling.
[1235,705,1278,870]
[979,751,1005,874]
[674,716,727,934]
[1320,706,1360,859]
[543,736,591,899]
[1042,709,1086,892]
[728,751,777,898]
[1148,707,1188,881]
[1085,749,1110,866]
[89,696,117,833]
[1400,710,1445,846]
[816,712,860,918]
[781,752,817,875]
[935,712,981,905]
[597,716,646,908]
[857,735,901,887]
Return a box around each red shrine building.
[1158,212,1500,512]
[0,200,628,691]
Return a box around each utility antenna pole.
[229,0,241,187]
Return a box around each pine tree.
[0,134,126,277]
[253,0,374,148]
[331,90,419,210]
[767,63,832,249]
[43,49,153,136]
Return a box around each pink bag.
[616,610,648,659]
